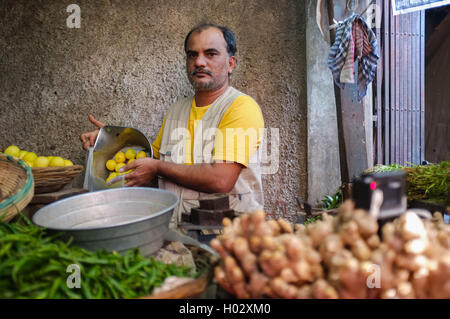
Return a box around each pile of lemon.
[2,145,74,168]
[105,148,147,183]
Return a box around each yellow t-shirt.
[152,95,264,167]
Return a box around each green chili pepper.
[48,277,62,299]
[0,218,197,299]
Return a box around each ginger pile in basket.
[211,200,450,299]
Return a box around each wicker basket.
[0,153,34,222]
[32,165,84,194]
[142,245,218,299]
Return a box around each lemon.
[5,145,21,158]
[48,156,54,161]
[23,152,38,163]
[64,159,74,166]
[106,172,118,183]
[19,150,28,159]
[125,149,136,160]
[106,159,117,171]
[136,151,146,159]
[114,152,126,163]
[128,158,135,164]
[34,156,50,168]
[115,162,126,173]
[49,156,65,167]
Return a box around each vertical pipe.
[410,12,415,165]
[399,13,404,165]
[384,0,390,164]
[405,13,410,165]
[390,1,396,164]
[412,12,420,163]
[395,13,400,164]
[376,0,383,164]
[416,11,421,165]
[406,13,412,165]
[420,10,425,163]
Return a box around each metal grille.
[375,0,425,166]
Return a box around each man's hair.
[184,23,237,57]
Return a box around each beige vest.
[158,86,264,227]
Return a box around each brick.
[199,194,230,210]
[190,207,235,226]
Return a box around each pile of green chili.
[0,216,197,299]
[367,161,450,205]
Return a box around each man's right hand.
[80,114,105,151]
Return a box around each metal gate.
[375,0,426,166]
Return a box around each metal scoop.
[83,126,153,192]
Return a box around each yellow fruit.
[115,162,126,173]
[125,149,136,160]
[106,172,118,183]
[49,156,65,167]
[23,152,38,163]
[5,145,21,158]
[128,158,135,164]
[136,151,146,159]
[34,156,50,168]
[25,161,34,168]
[64,159,74,166]
[19,150,28,159]
[106,159,117,171]
[48,156,54,161]
[114,152,126,163]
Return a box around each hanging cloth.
[328,14,379,100]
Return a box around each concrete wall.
[0,0,307,222]
[306,0,341,205]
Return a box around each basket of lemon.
[0,153,34,222]
[3,145,83,194]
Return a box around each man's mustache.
[191,68,212,76]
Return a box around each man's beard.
[188,68,228,92]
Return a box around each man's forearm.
[156,160,241,193]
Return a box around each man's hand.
[108,158,159,187]
[80,114,105,151]
[107,157,243,194]
[108,158,243,193]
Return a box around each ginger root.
[212,203,450,299]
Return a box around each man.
[80,23,264,226]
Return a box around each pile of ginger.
[211,200,450,299]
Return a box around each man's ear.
[228,56,236,75]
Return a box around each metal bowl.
[32,188,178,256]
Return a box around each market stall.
[1,146,449,299]
[0,149,217,299]
[1,0,449,302]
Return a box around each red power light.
[370,181,377,190]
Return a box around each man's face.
[186,27,236,92]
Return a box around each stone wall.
[0,0,307,221]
